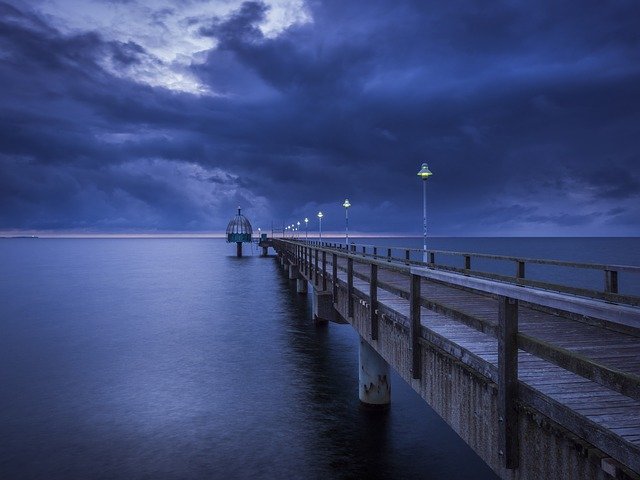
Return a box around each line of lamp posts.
[282,164,433,260]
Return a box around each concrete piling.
[358,336,391,410]
[312,289,333,324]
[296,278,308,294]
[288,262,298,280]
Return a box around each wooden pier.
[265,238,640,480]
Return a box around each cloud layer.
[1,0,639,235]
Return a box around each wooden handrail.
[333,240,640,274]
[410,267,640,326]
[290,239,640,304]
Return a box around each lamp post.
[297,221,300,240]
[417,163,433,262]
[342,198,351,247]
[317,211,323,241]
[304,218,309,242]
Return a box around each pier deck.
[273,239,640,479]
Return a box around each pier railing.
[290,240,640,307]
[274,238,640,472]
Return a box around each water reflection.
[0,240,497,479]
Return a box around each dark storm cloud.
[1,0,639,234]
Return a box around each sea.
[1,237,639,480]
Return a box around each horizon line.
[1,232,639,239]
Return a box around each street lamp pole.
[304,218,309,242]
[297,221,300,240]
[317,211,323,241]
[342,198,351,247]
[417,163,433,262]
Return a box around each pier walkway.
[268,238,640,480]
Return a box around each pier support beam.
[236,242,242,257]
[296,278,308,294]
[359,336,390,410]
[312,289,333,324]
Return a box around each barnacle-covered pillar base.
[359,336,390,410]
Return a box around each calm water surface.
[1,237,638,479]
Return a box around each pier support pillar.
[288,262,298,280]
[236,242,242,257]
[261,246,268,256]
[359,336,390,410]
[296,278,308,294]
[312,289,333,324]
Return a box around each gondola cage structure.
[226,207,253,257]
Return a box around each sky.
[1,0,639,236]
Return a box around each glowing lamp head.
[342,198,351,209]
[417,163,433,179]
[317,211,323,219]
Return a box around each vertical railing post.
[362,246,366,257]
[370,263,378,340]
[464,255,471,270]
[314,248,319,286]
[410,273,421,379]
[373,247,378,259]
[405,249,410,265]
[387,248,392,262]
[322,251,327,291]
[605,270,618,294]
[347,257,354,318]
[498,296,519,469]
[332,253,338,300]
[429,252,435,265]
[517,261,525,280]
